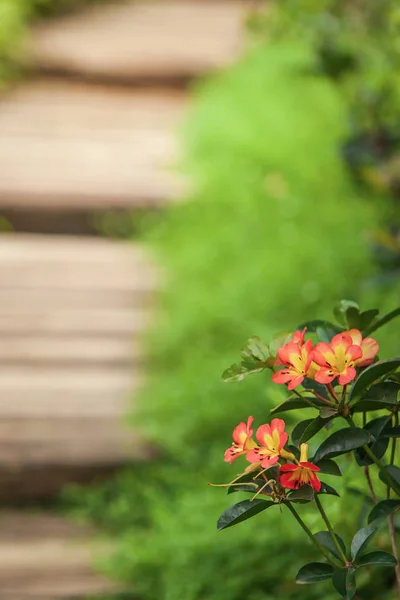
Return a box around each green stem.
[363,307,400,336]
[285,503,341,567]
[303,389,336,407]
[315,496,347,565]
[346,415,400,496]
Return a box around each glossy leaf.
[299,415,336,446]
[314,458,342,477]
[359,309,379,332]
[384,425,400,438]
[292,419,314,447]
[352,381,400,411]
[314,531,346,560]
[333,299,360,327]
[217,499,275,530]
[354,416,391,466]
[349,359,400,403]
[296,320,342,334]
[368,498,400,525]
[270,396,323,415]
[316,324,340,343]
[317,482,340,497]
[313,428,371,463]
[302,377,330,401]
[332,567,357,599]
[287,485,314,503]
[355,551,397,568]
[296,562,334,584]
[378,465,400,491]
[351,525,377,560]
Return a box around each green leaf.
[332,567,357,599]
[222,363,264,382]
[352,381,400,410]
[355,551,397,568]
[270,396,323,415]
[359,309,379,332]
[368,499,400,524]
[302,377,330,400]
[384,425,400,438]
[292,419,314,447]
[268,331,293,357]
[314,531,347,560]
[378,465,400,491]
[319,406,338,419]
[242,336,270,362]
[316,324,340,343]
[287,485,314,503]
[314,458,342,477]
[349,359,400,403]
[351,525,377,560]
[346,306,362,329]
[354,416,391,467]
[313,428,371,463]
[217,499,275,531]
[296,320,342,334]
[298,415,336,446]
[317,482,340,497]
[333,299,360,327]
[296,562,334,584]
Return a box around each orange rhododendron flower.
[224,416,257,464]
[313,332,362,385]
[279,443,321,492]
[291,327,306,345]
[272,339,314,390]
[246,418,289,468]
[346,328,379,367]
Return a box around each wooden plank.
[0,336,141,365]
[0,84,185,210]
[0,417,150,466]
[0,366,140,417]
[0,511,120,597]
[28,0,246,84]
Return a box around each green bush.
[66,43,400,600]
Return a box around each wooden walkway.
[0,0,246,600]
[0,0,246,597]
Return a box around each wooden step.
[0,82,186,215]
[27,0,246,85]
[0,234,156,500]
[0,511,120,598]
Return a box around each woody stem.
[315,496,347,565]
[285,503,341,567]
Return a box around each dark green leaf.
[296,562,334,584]
[352,400,397,412]
[299,415,336,445]
[378,465,400,491]
[302,377,330,400]
[359,309,379,332]
[297,320,342,334]
[286,485,314,503]
[353,381,400,409]
[317,482,340,497]
[292,419,314,447]
[320,406,338,419]
[313,428,371,463]
[217,499,275,531]
[332,567,357,599]
[346,306,362,329]
[368,499,400,524]
[355,551,397,567]
[227,483,259,495]
[314,458,342,477]
[351,525,377,560]
[349,359,400,403]
[354,416,391,466]
[333,299,360,327]
[314,531,347,560]
[270,396,322,415]
[384,425,400,438]
[316,324,340,343]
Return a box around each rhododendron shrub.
[214,300,400,599]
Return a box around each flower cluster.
[272,328,379,390]
[224,417,321,492]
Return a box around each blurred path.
[0,0,246,598]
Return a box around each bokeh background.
[0,0,399,599]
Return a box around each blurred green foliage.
[65,43,400,600]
